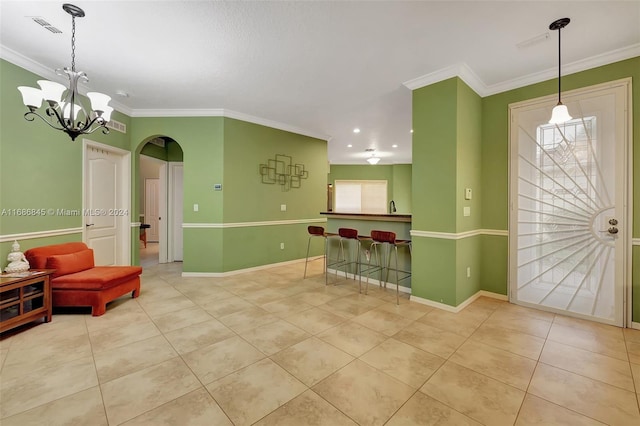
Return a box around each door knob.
[86,223,95,227]
[608,227,619,234]
[609,218,618,225]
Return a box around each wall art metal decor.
[259,154,308,190]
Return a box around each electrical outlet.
[193,204,199,212]
[280,242,285,250]
[280,204,287,212]
[463,206,471,217]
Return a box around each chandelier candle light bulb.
[16,3,112,141]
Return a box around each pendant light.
[548,17,572,124]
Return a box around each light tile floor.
[2,258,640,425]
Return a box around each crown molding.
[132,108,330,141]
[403,43,640,97]
[484,42,640,96]
[403,62,487,96]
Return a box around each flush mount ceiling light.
[365,148,380,165]
[548,17,572,124]
[353,128,360,134]
[17,3,112,141]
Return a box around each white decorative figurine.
[5,240,30,273]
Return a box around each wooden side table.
[0,269,54,333]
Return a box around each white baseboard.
[181,256,321,278]
[410,289,507,313]
[326,268,412,294]
[631,322,640,330]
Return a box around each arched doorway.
[137,136,184,267]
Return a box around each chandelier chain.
[71,16,76,72]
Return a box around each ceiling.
[1,1,639,164]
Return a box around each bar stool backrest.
[308,226,325,236]
[371,230,396,244]
[338,228,358,239]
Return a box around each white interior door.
[169,163,183,262]
[144,178,160,242]
[84,141,131,266]
[509,79,631,326]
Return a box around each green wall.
[411,77,483,306]
[412,78,458,233]
[130,116,327,272]
[220,118,327,271]
[328,164,412,214]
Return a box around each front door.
[509,79,631,326]
[84,141,131,265]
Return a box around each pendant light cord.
[557,26,561,104]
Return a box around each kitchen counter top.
[320,212,411,222]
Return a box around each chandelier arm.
[75,115,106,134]
[24,110,68,132]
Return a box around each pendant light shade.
[549,103,572,124]
[549,17,572,124]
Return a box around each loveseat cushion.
[47,249,95,278]
[51,266,143,290]
[25,242,89,269]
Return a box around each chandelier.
[17,3,112,141]
[365,149,380,165]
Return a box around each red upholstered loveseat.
[25,242,142,316]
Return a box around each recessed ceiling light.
[347,144,352,148]
[353,128,360,134]
[392,144,398,148]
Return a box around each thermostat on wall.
[214,184,222,191]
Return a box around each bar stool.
[303,226,332,279]
[365,230,412,304]
[331,228,362,286]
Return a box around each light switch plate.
[193,204,199,212]
[463,206,471,217]
[465,188,472,200]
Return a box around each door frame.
[82,139,132,265]
[167,161,183,262]
[507,78,633,326]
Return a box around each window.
[334,180,387,214]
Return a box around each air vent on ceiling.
[516,32,549,49]
[106,119,127,134]
[44,26,62,34]
[30,16,62,34]
[148,137,165,148]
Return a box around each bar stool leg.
[394,245,400,305]
[303,236,313,279]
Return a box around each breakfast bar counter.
[320,212,411,289]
